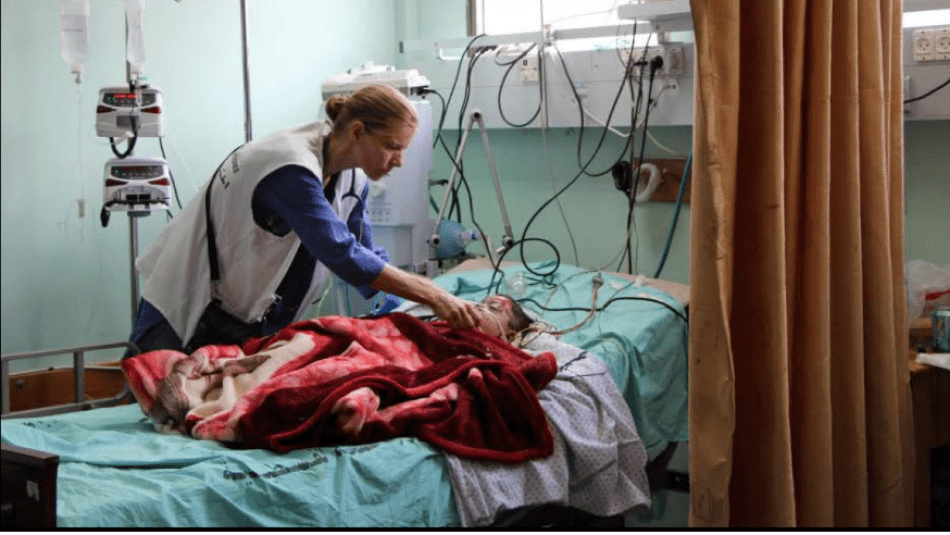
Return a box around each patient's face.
[476,295,516,339]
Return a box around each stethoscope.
[326,169,364,242]
[338,170,362,211]
[324,170,365,248]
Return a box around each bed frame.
[0,342,137,528]
[2,442,632,529]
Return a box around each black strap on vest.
[322,172,339,201]
[204,144,243,283]
[204,179,222,282]
[321,137,340,201]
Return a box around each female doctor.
[125,84,482,356]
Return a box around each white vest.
[136,121,368,343]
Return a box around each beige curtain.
[687,0,914,527]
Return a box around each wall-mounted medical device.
[95,85,164,138]
[102,156,171,212]
[617,0,692,31]
[321,63,430,100]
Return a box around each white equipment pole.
[240,0,253,142]
[429,109,515,263]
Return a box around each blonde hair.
[325,84,417,136]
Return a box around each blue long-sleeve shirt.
[132,165,388,340]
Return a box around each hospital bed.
[1,259,689,528]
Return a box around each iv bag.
[60,0,90,83]
[125,0,147,77]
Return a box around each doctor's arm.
[347,183,480,329]
[368,264,482,330]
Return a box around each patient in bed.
[123,299,559,462]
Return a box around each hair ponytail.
[325,84,417,136]
[325,94,348,122]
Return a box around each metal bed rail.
[1,341,139,419]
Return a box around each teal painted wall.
[1,0,397,368]
[904,119,950,267]
[424,120,949,287]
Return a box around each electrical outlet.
[520,55,539,82]
[913,29,935,61]
[621,47,654,75]
[663,45,685,75]
[935,27,950,60]
[662,78,680,95]
[574,82,588,101]
[621,45,686,76]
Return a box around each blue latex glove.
[370,293,404,316]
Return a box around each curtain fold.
[688,0,912,527]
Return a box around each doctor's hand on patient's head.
[430,293,482,331]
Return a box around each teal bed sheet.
[433,261,689,458]
[0,404,459,528]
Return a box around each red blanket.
[122,313,557,463]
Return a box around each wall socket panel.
[913,27,950,61]
[520,55,540,82]
[621,45,686,75]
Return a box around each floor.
[626,441,690,528]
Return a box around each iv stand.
[429,109,515,265]
[239,0,253,142]
[127,214,143,325]
[123,20,151,328]
[124,21,142,327]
